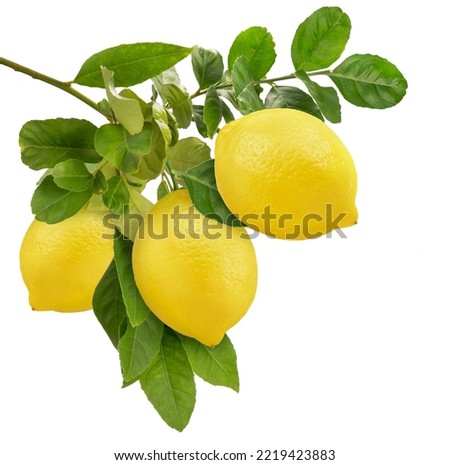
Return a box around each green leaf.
[120,88,149,114]
[168,137,211,173]
[20,119,100,170]
[166,111,179,147]
[151,103,172,145]
[152,70,192,129]
[152,66,182,86]
[228,26,276,79]
[154,83,192,129]
[328,54,408,109]
[108,187,152,240]
[118,312,164,382]
[296,71,341,123]
[157,180,170,200]
[113,232,154,327]
[166,85,193,129]
[102,176,130,215]
[265,86,323,120]
[120,188,153,240]
[101,67,144,135]
[95,123,152,173]
[31,175,92,223]
[179,334,239,392]
[291,6,351,72]
[192,105,208,138]
[140,327,196,432]
[128,188,153,215]
[221,99,235,123]
[52,159,94,192]
[98,98,114,120]
[177,159,242,227]
[231,56,263,114]
[203,87,223,138]
[93,260,127,348]
[217,87,239,108]
[122,374,141,389]
[74,42,194,87]
[192,47,224,89]
[93,171,108,194]
[148,80,179,145]
[133,121,167,181]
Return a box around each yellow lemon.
[132,189,258,346]
[20,207,113,312]
[215,108,358,239]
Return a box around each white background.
[1,1,449,464]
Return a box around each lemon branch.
[258,73,296,84]
[189,70,330,99]
[0,57,106,118]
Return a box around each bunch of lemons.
[20,109,357,346]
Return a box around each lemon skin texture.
[215,108,358,240]
[132,190,258,347]
[20,208,113,312]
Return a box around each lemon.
[20,207,113,312]
[215,108,358,240]
[132,189,257,346]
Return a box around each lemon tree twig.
[0,56,105,117]
[189,71,331,99]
